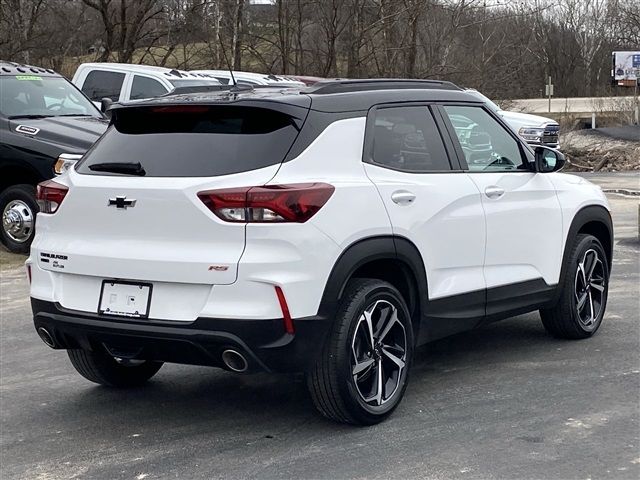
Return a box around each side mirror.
[100,97,113,115]
[534,146,565,173]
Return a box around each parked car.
[190,69,305,87]
[465,88,560,149]
[0,61,108,253]
[72,63,222,106]
[28,79,612,425]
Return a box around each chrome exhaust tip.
[37,327,56,348]
[221,349,248,373]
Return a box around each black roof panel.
[110,79,484,113]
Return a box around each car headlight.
[518,127,545,141]
[54,153,83,175]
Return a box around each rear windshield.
[76,106,301,177]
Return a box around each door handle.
[391,190,416,205]
[484,186,505,199]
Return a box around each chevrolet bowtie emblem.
[108,196,137,209]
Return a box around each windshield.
[0,75,101,118]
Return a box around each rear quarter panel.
[237,116,393,319]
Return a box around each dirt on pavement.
[562,126,640,172]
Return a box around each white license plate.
[99,281,152,318]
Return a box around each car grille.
[542,124,559,145]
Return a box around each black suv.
[0,61,108,253]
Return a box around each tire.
[307,278,414,425]
[540,234,610,339]
[67,348,163,388]
[0,184,38,254]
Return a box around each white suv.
[28,80,612,425]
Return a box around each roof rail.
[307,78,460,95]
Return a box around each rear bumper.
[31,298,330,373]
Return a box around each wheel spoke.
[586,251,599,281]
[576,291,588,312]
[577,261,587,286]
[590,282,605,293]
[376,307,399,343]
[381,346,405,369]
[374,359,383,405]
[362,311,375,349]
[352,357,375,377]
[587,290,595,325]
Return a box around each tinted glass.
[370,106,451,172]
[130,76,168,100]
[81,70,125,101]
[76,106,300,177]
[0,76,100,117]
[443,105,525,171]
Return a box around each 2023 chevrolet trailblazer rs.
[28,80,612,425]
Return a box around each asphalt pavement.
[0,176,638,480]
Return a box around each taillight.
[36,180,68,214]
[197,183,334,223]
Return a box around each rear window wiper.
[9,114,55,119]
[55,114,94,117]
[88,162,146,176]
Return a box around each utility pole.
[634,74,639,125]
[545,76,554,113]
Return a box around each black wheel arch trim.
[554,205,613,302]
[317,235,428,339]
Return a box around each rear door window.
[76,105,304,177]
[81,70,125,102]
[130,75,169,100]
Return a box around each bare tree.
[0,0,46,63]
[80,0,164,63]
[0,0,635,99]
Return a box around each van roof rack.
[306,78,460,95]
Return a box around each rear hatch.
[33,99,309,318]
